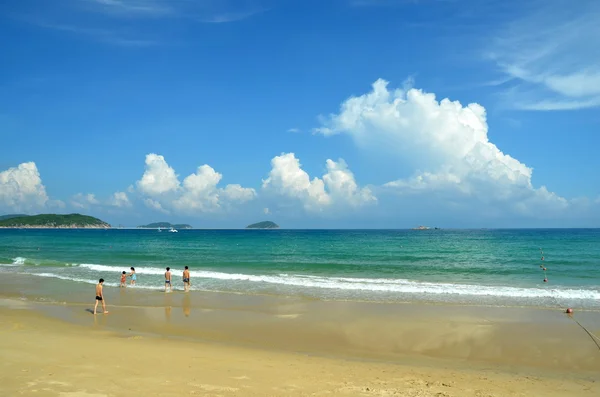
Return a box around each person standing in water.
[129,267,136,286]
[182,266,191,292]
[120,271,127,288]
[94,278,108,315]
[164,267,172,292]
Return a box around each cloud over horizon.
[262,153,376,212]
[316,79,569,216]
[0,162,55,212]
[135,153,256,215]
[1,76,598,226]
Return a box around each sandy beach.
[1,274,600,396]
[1,306,598,397]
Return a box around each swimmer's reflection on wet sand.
[183,293,191,317]
[93,311,107,328]
[165,293,172,322]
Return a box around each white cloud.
[109,191,132,208]
[323,159,376,207]
[316,79,567,214]
[263,207,270,215]
[287,128,300,133]
[172,165,223,213]
[144,198,169,214]
[488,1,600,110]
[222,184,256,203]
[0,162,49,212]
[136,153,180,196]
[262,153,375,211]
[71,193,100,209]
[136,154,256,214]
[262,153,330,211]
[49,200,66,209]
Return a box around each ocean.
[1,229,599,309]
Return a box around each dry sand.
[1,302,599,397]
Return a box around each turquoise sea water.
[0,229,599,308]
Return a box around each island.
[411,226,440,230]
[137,222,193,229]
[0,214,111,229]
[246,221,279,229]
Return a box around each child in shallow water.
[129,267,136,285]
[120,271,127,287]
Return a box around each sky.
[1,0,599,228]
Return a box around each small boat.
[168,227,178,233]
[412,225,430,230]
[157,227,162,232]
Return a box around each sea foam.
[29,263,599,301]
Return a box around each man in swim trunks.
[165,267,172,292]
[183,266,190,292]
[94,278,108,315]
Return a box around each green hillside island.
[246,221,279,229]
[137,222,193,229]
[0,214,111,229]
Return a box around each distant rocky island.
[246,221,279,229]
[137,222,193,229]
[0,214,110,229]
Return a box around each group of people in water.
[93,265,191,315]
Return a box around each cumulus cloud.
[222,184,256,202]
[144,198,169,214]
[136,154,179,196]
[70,193,100,209]
[262,153,375,211]
[136,154,255,214]
[315,79,567,214]
[172,165,222,212]
[323,159,377,207]
[0,162,49,212]
[109,191,132,208]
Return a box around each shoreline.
[4,271,600,312]
[3,266,598,310]
[2,277,600,376]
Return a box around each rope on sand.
[538,247,600,351]
[570,316,600,351]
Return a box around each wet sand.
[1,274,600,396]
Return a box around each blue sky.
[1,0,599,228]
